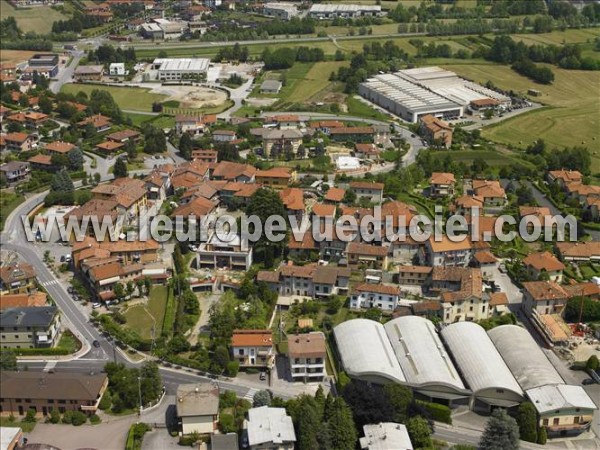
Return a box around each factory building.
[152,58,210,81]
[309,4,385,19]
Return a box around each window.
[469,307,473,312]
[16,399,22,403]
[574,416,580,424]
[25,399,31,403]
[58,400,66,404]
[294,358,300,364]
[238,349,244,356]
[542,419,549,426]
[553,418,559,426]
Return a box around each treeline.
[51,12,103,33]
[214,43,250,63]
[87,44,137,64]
[201,16,314,42]
[511,59,554,84]
[426,17,522,35]
[488,35,600,71]
[332,41,409,93]
[261,46,325,70]
[410,39,471,59]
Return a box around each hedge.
[14,347,72,356]
[416,400,452,424]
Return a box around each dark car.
[92,340,101,348]
[582,378,596,385]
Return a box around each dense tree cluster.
[201,17,314,42]
[103,362,162,412]
[214,43,249,63]
[88,45,137,65]
[52,13,101,33]
[142,125,167,154]
[261,46,325,70]
[565,297,600,322]
[511,58,555,84]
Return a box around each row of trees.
[511,58,555,84]
[88,45,137,65]
[261,46,325,70]
[103,362,162,413]
[214,43,250,63]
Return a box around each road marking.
[243,388,258,402]
[43,361,57,372]
[41,280,60,287]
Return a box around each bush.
[416,400,452,424]
[71,410,87,426]
[98,391,112,410]
[23,408,37,423]
[225,361,240,377]
[89,414,101,424]
[537,426,547,445]
[62,410,74,424]
[586,355,599,371]
[49,409,61,424]
[219,391,238,408]
[219,413,236,433]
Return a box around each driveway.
[25,416,135,450]
[487,262,523,308]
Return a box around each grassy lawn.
[0,190,25,232]
[0,2,70,34]
[163,99,234,116]
[124,113,175,129]
[0,417,35,433]
[442,62,600,173]
[61,84,167,113]
[345,96,390,121]
[123,286,169,340]
[287,61,349,103]
[56,330,82,353]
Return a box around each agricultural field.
[122,286,168,340]
[0,1,70,34]
[0,50,38,66]
[510,28,600,46]
[442,62,600,172]
[287,61,349,103]
[61,84,167,112]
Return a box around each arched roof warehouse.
[441,322,524,407]
[334,319,406,385]
[384,316,468,399]
[488,325,564,391]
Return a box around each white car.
[92,302,101,309]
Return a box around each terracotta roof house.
[556,241,600,263]
[349,181,384,204]
[420,235,473,267]
[77,114,112,132]
[324,187,346,203]
[96,140,124,153]
[453,195,484,215]
[522,281,570,317]
[230,330,274,369]
[0,291,47,310]
[429,172,456,198]
[3,132,34,152]
[347,242,388,269]
[523,251,565,282]
[548,170,582,188]
[472,180,506,207]
[256,167,296,189]
[350,283,400,310]
[420,114,452,148]
[106,129,140,143]
[287,332,326,382]
[45,141,75,155]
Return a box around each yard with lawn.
[60,84,167,113]
[0,190,25,231]
[124,112,175,129]
[442,62,600,173]
[0,1,70,34]
[122,286,169,340]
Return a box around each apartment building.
[349,283,400,310]
[287,332,326,383]
[420,114,453,148]
[347,242,389,269]
[198,233,253,270]
[0,306,60,349]
[420,236,473,267]
[396,265,432,285]
[255,167,296,189]
[0,161,29,184]
[257,265,351,298]
[522,281,570,317]
[523,251,565,282]
[0,371,108,417]
[0,263,37,295]
[230,330,274,369]
[349,181,384,204]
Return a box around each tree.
[407,416,432,449]
[225,361,239,377]
[295,396,321,450]
[68,148,84,171]
[173,244,185,274]
[113,283,125,300]
[245,188,288,267]
[328,397,357,450]
[49,409,61,424]
[383,384,413,424]
[179,132,193,160]
[253,390,272,407]
[537,426,547,445]
[342,380,394,429]
[51,168,74,192]
[479,409,520,450]
[38,95,53,114]
[517,402,538,443]
[220,413,236,433]
[342,189,356,205]
[0,349,17,370]
[113,158,128,178]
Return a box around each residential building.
[288,332,326,382]
[106,129,140,144]
[262,128,303,158]
[360,423,413,450]
[198,233,252,270]
[324,187,346,204]
[260,79,282,94]
[0,306,60,349]
[77,114,112,132]
[91,178,148,218]
[329,126,375,142]
[255,167,296,189]
[45,141,75,156]
[176,383,219,435]
[153,58,210,81]
[22,112,48,129]
[109,63,126,76]
[0,161,29,184]
[0,292,47,310]
[211,161,256,183]
[212,129,237,142]
[522,281,570,317]
[349,181,384,204]
[420,236,473,267]
[347,242,388,269]
[246,407,296,450]
[175,114,216,136]
[257,265,350,298]
[27,154,54,171]
[429,172,456,198]
[473,250,497,278]
[350,283,400,310]
[230,330,274,369]
[280,187,305,221]
[556,241,600,263]
[396,265,432,285]
[523,251,565,282]
[0,263,36,295]
[420,115,453,148]
[0,371,108,417]
[472,180,506,208]
[309,120,345,135]
[211,434,239,450]
[73,65,104,81]
[548,170,583,188]
[354,143,380,160]
[527,385,597,437]
[96,140,123,154]
[453,195,484,216]
[191,149,218,164]
[430,267,490,324]
[3,133,34,152]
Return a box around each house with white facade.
[230,330,274,369]
[287,332,327,383]
[176,383,219,435]
[349,283,400,310]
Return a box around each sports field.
[61,84,167,112]
[443,62,600,172]
[0,1,70,34]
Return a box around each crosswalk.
[40,280,61,288]
[243,388,258,402]
[43,361,57,372]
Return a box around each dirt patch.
[0,50,38,65]
[148,85,228,109]
[246,97,278,107]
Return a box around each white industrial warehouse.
[334,319,597,434]
[359,66,511,123]
[309,4,385,19]
[152,58,211,81]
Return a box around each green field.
[0,0,70,34]
[123,286,168,340]
[442,62,600,172]
[61,84,167,113]
[0,191,24,231]
[287,61,349,103]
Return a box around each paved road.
[218,77,255,120]
[49,50,84,94]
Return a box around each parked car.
[92,302,101,309]
[93,340,101,348]
[582,378,596,385]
